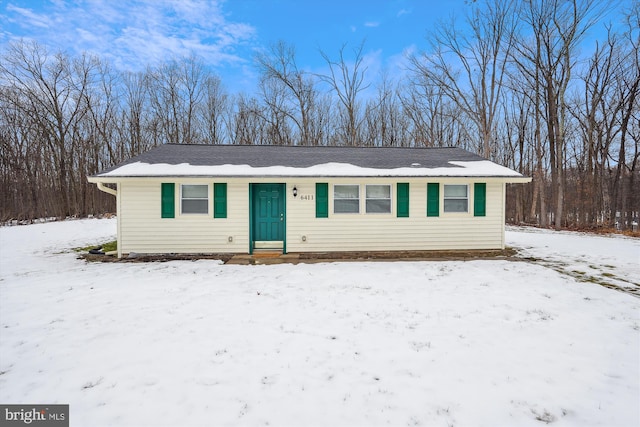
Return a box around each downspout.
[97,182,117,197]
[94,181,121,258]
[501,182,506,250]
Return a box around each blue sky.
[0,0,630,93]
[0,0,470,92]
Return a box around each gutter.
[96,182,117,197]
[92,175,533,182]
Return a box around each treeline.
[1,0,638,229]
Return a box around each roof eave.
[90,174,531,181]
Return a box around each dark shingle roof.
[98,143,488,175]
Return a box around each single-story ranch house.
[88,144,531,258]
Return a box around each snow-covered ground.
[507,225,640,295]
[0,219,638,427]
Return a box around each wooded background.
[1,0,638,230]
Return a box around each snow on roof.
[97,160,524,178]
[94,144,528,179]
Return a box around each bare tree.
[403,72,471,149]
[0,41,96,217]
[255,41,320,145]
[501,88,535,223]
[513,0,607,229]
[569,31,625,226]
[363,73,410,147]
[120,71,152,157]
[611,5,640,229]
[203,75,228,145]
[318,41,371,146]
[259,77,293,145]
[147,55,206,145]
[410,0,517,158]
[0,5,635,227]
[229,94,267,146]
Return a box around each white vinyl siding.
[107,177,508,256]
[117,180,248,255]
[286,178,507,252]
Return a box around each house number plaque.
[299,194,314,201]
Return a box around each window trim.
[181,184,209,215]
[443,184,469,213]
[365,184,392,214]
[333,184,360,214]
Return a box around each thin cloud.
[385,45,416,81]
[397,8,411,17]
[5,4,52,28]
[1,0,257,71]
[364,21,380,28]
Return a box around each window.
[366,185,391,213]
[443,184,468,213]
[334,185,359,213]
[181,184,208,214]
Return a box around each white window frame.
[443,184,469,213]
[181,184,209,215]
[365,184,392,214]
[333,184,360,214]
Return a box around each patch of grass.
[522,256,638,297]
[101,240,117,252]
[75,240,117,253]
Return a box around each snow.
[506,226,640,292]
[98,160,526,178]
[1,219,638,427]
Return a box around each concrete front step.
[226,253,300,265]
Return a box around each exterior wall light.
[293,186,298,197]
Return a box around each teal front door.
[251,183,285,251]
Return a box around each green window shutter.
[161,183,175,218]
[214,183,227,218]
[474,183,486,217]
[316,183,328,218]
[397,183,409,217]
[427,183,439,217]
